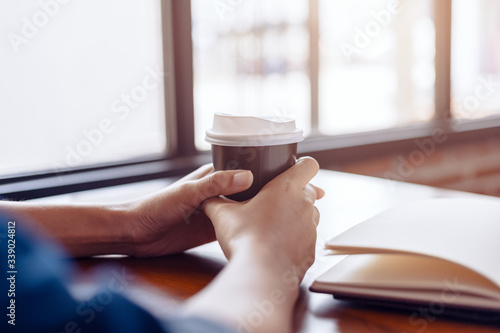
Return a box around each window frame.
[306,0,500,166]
[0,0,200,200]
[1,0,499,201]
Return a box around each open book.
[310,198,500,316]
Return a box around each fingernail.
[233,171,252,187]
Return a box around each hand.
[127,165,253,257]
[203,157,324,281]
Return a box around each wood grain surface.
[70,170,500,332]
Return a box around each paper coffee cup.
[205,113,304,201]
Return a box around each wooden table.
[61,170,500,332]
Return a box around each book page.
[313,254,500,300]
[326,198,500,287]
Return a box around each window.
[192,0,499,146]
[451,0,500,120]
[191,0,311,150]
[1,0,499,200]
[318,0,435,135]
[192,0,437,147]
[0,0,169,177]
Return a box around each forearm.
[0,202,135,257]
[183,242,300,333]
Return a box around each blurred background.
[1,0,499,198]
[192,0,436,146]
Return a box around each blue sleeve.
[0,215,234,333]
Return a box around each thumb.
[191,169,253,199]
[202,196,231,222]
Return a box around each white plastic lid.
[205,113,304,147]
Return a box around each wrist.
[111,203,141,256]
[227,241,301,320]
[230,236,301,292]
[44,203,138,258]
[85,203,137,257]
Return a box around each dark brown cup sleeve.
[211,143,298,202]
